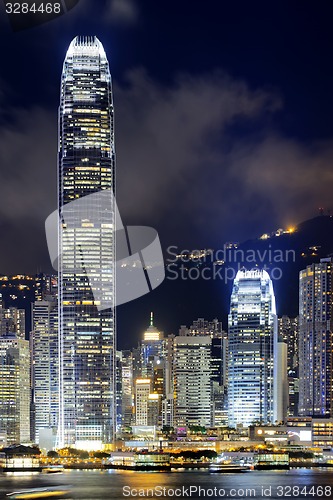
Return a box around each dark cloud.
[114,69,280,222]
[225,137,333,232]
[0,68,332,273]
[0,106,57,273]
[113,70,333,246]
[0,107,57,220]
[105,0,138,25]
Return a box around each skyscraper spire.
[150,311,154,327]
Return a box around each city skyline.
[0,1,333,455]
[0,254,332,447]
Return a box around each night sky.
[0,1,333,345]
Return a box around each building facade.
[58,36,116,448]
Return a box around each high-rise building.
[140,313,164,380]
[279,316,299,416]
[162,334,175,428]
[228,269,286,427]
[211,331,228,426]
[129,316,165,429]
[299,258,333,417]
[119,351,134,428]
[173,335,211,427]
[0,300,29,445]
[31,298,58,446]
[135,379,151,426]
[279,316,299,374]
[58,36,116,448]
[175,318,227,427]
[0,335,30,444]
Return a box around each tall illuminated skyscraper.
[58,36,115,448]
[228,269,286,427]
[299,258,333,417]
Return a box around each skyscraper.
[228,269,286,427]
[211,332,228,426]
[299,258,333,417]
[134,379,151,426]
[31,297,58,446]
[0,301,30,445]
[173,336,212,427]
[119,350,134,429]
[140,313,164,381]
[279,315,299,416]
[58,37,115,449]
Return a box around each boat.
[42,465,64,474]
[104,451,171,471]
[7,487,71,499]
[209,463,252,473]
[1,445,42,472]
[254,452,289,470]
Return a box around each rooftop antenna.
[150,311,154,327]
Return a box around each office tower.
[273,336,288,423]
[176,317,227,426]
[115,352,123,434]
[162,334,175,428]
[0,335,30,444]
[58,36,116,448]
[120,351,134,428]
[135,379,151,426]
[228,269,285,427]
[136,314,165,425]
[134,378,161,427]
[279,316,299,373]
[279,316,299,416]
[299,258,333,417]
[140,313,164,378]
[211,331,228,426]
[173,336,211,427]
[31,298,58,446]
